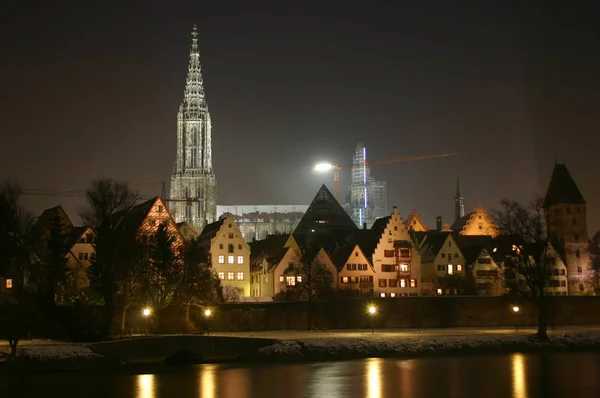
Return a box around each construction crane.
[21,181,199,203]
[313,152,460,202]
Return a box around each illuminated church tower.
[169,26,217,232]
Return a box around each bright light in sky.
[313,162,333,172]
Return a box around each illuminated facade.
[349,143,386,229]
[169,26,217,232]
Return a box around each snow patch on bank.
[0,345,102,360]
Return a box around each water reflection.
[512,353,527,398]
[366,358,382,398]
[307,362,349,397]
[199,364,217,398]
[221,368,250,398]
[136,374,155,398]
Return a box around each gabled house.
[545,243,569,296]
[277,247,337,297]
[419,232,466,295]
[456,236,504,296]
[451,205,499,237]
[331,244,376,296]
[176,221,198,242]
[62,226,97,297]
[369,207,421,297]
[197,214,251,296]
[249,234,300,298]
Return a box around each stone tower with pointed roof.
[169,26,217,233]
[544,162,592,295]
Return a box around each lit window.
[448,264,454,275]
[156,205,163,212]
[342,276,349,284]
[297,276,302,283]
[410,279,416,288]
[400,279,406,287]
[218,255,225,264]
[400,264,408,272]
[457,264,463,272]
[437,288,442,295]
[286,276,296,286]
[264,276,268,283]
[279,276,284,282]
[227,272,235,280]
[79,253,83,260]
[380,293,386,297]
[228,255,234,264]
[5,279,13,289]
[236,272,244,281]
[390,293,396,297]
[237,255,244,264]
[218,272,225,280]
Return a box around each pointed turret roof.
[292,184,358,251]
[182,25,207,112]
[544,163,585,207]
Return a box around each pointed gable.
[544,163,585,207]
[451,205,499,238]
[35,205,74,239]
[292,184,357,251]
[404,209,429,232]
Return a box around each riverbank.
[2,330,600,372]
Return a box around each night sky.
[1,2,598,232]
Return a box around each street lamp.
[313,162,342,201]
[204,309,212,336]
[142,308,151,335]
[368,305,377,335]
[512,306,520,332]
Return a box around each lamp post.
[368,305,377,335]
[142,308,151,335]
[512,306,520,332]
[204,309,212,336]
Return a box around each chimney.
[363,222,367,230]
[392,206,399,215]
[436,216,442,231]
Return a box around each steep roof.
[451,212,472,232]
[292,184,357,251]
[544,163,585,207]
[249,234,291,264]
[197,216,226,249]
[329,245,356,271]
[371,216,391,239]
[419,231,453,263]
[110,197,157,234]
[347,229,379,261]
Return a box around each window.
[574,233,579,242]
[148,219,156,226]
[410,279,417,288]
[379,279,387,287]
[79,253,83,260]
[286,276,296,286]
[218,255,225,264]
[228,232,234,239]
[448,264,454,275]
[389,279,398,287]
[400,279,406,288]
[90,252,96,261]
[264,276,268,283]
[341,276,349,284]
[380,293,386,297]
[228,244,234,253]
[228,255,234,264]
[219,244,223,249]
[381,264,394,272]
[347,264,357,271]
[355,252,359,257]
[437,264,445,271]
[449,241,452,247]
[560,280,566,287]
[279,276,284,282]
[400,264,408,272]
[436,288,443,295]
[83,253,89,260]
[218,272,225,280]
[238,244,242,250]
[577,267,582,274]
[237,256,244,264]
[454,253,459,258]
[441,253,446,258]
[5,279,13,289]
[400,249,410,257]
[390,293,396,297]
[297,276,302,283]
[477,258,492,264]
[358,264,368,271]
[478,225,483,230]
[228,223,232,228]
[236,272,244,280]
[156,205,163,212]
[251,275,254,284]
[227,272,234,280]
[384,250,394,257]
[456,264,463,272]
[394,226,398,231]
[576,249,580,258]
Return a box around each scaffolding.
[349,143,387,229]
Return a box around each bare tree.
[493,198,553,339]
[79,178,138,336]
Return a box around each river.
[1,352,599,397]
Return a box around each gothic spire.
[454,172,465,222]
[183,25,206,109]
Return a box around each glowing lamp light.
[368,306,377,315]
[204,309,212,317]
[142,308,151,317]
[512,306,520,313]
[313,162,334,172]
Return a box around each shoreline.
[2,332,600,373]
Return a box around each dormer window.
[156,205,163,213]
[148,219,156,226]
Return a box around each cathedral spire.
[454,172,464,222]
[184,25,206,108]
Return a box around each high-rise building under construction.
[349,143,387,229]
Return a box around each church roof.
[292,184,358,251]
[544,163,585,207]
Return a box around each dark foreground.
[2,352,600,397]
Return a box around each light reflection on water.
[2,352,600,398]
